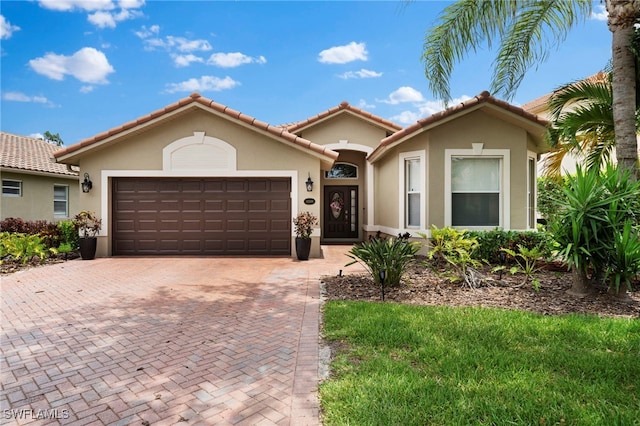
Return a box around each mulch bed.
[321,260,640,319]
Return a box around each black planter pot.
[295,237,312,261]
[78,237,97,260]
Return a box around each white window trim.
[53,184,69,218]
[444,145,510,230]
[2,179,22,197]
[398,150,426,231]
[527,150,537,230]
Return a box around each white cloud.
[173,54,204,67]
[88,8,142,29]
[318,41,368,64]
[338,69,382,79]
[591,4,607,21]
[38,0,144,28]
[80,85,95,93]
[378,86,425,105]
[29,47,115,84]
[390,95,473,125]
[164,75,240,93]
[29,133,45,140]
[0,15,20,40]
[38,0,114,12]
[141,34,212,53]
[2,91,52,105]
[134,24,159,39]
[358,99,375,109]
[207,52,267,68]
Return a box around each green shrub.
[468,229,555,264]
[346,235,420,287]
[537,176,567,225]
[422,226,484,285]
[0,232,55,264]
[57,220,78,249]
[550,165,640,294]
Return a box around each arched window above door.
[325,162,358,179]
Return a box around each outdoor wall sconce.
[305,174,314,192]
[81,173,93,193]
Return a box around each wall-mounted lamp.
[305,173,314,192]
[81,173,93,193]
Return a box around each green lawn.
[320,301,640,426]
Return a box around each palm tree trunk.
[607,0,640,179]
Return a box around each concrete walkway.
[0,246,365,426]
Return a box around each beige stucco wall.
[374,109,537,234]
[298,114,389,150]
[1,171,79,222]
[71,108,325,257]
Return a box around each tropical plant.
[346,235,420,287]
[549,165,640,295]
[73,211,102,238]
[422,226,484,287]
[292,211,318,239]
[421,0,639,178]
[499,245,543,290]
[0,232,56,264]
[543,72,618,176]
[57,220,78,249]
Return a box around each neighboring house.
[1,131,79,222]
[522,71,640,176]
[53,91,549,258]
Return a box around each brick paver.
[0,246,364,425]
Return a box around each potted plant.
[73,211,102,260]
[293,211,318,260]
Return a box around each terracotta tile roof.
[370,91,549,161]
[1,131,78,176]
[54,93,339,163]
[521,71,609,115]
[285,101,402,133]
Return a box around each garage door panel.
[113,177,291,255]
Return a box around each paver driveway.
[1,246,364,426]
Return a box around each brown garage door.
[112,177,291,256]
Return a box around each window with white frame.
[451,157,501,226]
[2,180,21,196]
[54,185,69,218]
[445,146,510,229]
[399,151,425,229]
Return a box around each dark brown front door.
[324,185,358,239]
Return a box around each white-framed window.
[2,180,22,197]
[325,162,358,179]
[399,151,426,229]
[445,145,510,229]
[54,185,69,218]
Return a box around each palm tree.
[543,72,617,177]
[422,0,639,178]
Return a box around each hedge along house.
[53,91,548,258]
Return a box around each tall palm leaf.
[422,0,592,103]
[543,75,617,177]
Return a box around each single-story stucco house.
[52,91,549,258]
[1,131,79,222]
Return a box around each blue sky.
[1,1,612,146]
